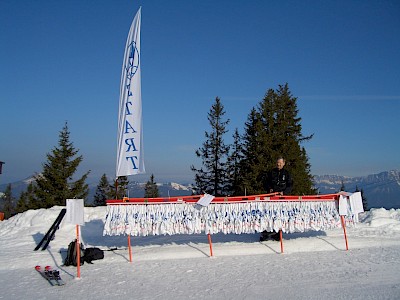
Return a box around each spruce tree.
[15,182,37,212]
[108,176,129,199]
[93,174,111,206]
[270,84,314,194]
[340,181,346,192]
[239,107,272,195]
[33,122,90,207]
[226,128,244,196]
[25,182,40,209]
[144,174,160,198]
[191,97,230,196]
[16,189,30,213]
[361,188,368,211]
[239,84,315,195]
[2,184,15,219]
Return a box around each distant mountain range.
[1,170,399,209]
[313,170,400,209]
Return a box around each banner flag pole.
[76,225,81,278]
[116,7,144,263]
[116,7,145,178]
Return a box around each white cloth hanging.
[103,199,357,237]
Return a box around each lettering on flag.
[116,7,145,177]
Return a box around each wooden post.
[279,230,284,253]
[207,233,213,257]
[76,225,81,278]
[340,215,349,251]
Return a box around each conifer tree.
[15,182,37,212]
[93,174,111,206]
[340,181,346,192]
[1,184,15,219]
[24,182,40,209]
[16,187,31,213]
[144,174,160,198]
[226,128,244,196]
[33,122,90,207]
[239,84,315,195]
[361,188,368,211]
[239,107,271,195]
[270,84,314,194]
[108,176,129,199]
[191,97,230,196]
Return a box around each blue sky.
[1,0,399,184]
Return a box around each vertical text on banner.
[116,7,145,177]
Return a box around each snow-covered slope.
[0,206,400,299]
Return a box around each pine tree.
[191,97,230,196]
[108,176,129,199]
[2,184,15,219]
[361,188,368,211]
[239,84,315,195]
[93,174,111,206]
[25,182,41,209]
[33,122,90,208]
[340,181,346,192]
[226,128,244,196]
[239,107,271,195]
[271,84,314,194]
[144,174,160,198]
[16,187,31,213]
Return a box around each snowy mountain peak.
[169,182,191,191]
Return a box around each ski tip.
[45,266,51,270]
[35,265,41,270]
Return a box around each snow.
[170,182,191,191]
[1,206,400,299]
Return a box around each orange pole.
[128,235,133,262]
[279,230,284,253]
[340,215,349,251]
[207,233,213,257]
[76,225,81,278]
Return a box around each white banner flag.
[116,7,145,177]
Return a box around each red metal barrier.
[106,193,340,205]
[105,193,350,259]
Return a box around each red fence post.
[340,215,349,251]
[207,233,213,257]
[128,235,133,262]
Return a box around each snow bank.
[1,206,400,300]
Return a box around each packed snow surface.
[1,206,400,299]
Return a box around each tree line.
[2,83,358,219]
[191,83,315,196]
[0,122,160,218]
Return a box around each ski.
[35,266,65,286]
[35,265,57,286]
[45,266,65,286]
